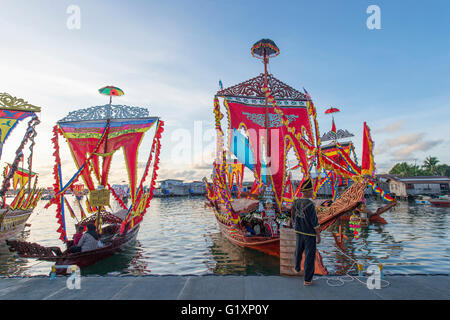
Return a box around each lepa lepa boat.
[7,87,164,272]
[203,40,397,274]
[0,93,41,241]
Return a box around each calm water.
[0,197,449,276]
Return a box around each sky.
[0,0,449,187]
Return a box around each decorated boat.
[7,86,164,272]
[0,93,41,241]
[203,40,397,272]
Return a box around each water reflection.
[206,231,279,275]
[0,198,448,276]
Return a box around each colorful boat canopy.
[0,110,35,159]
[321,142,360,175]
[98,86,124,97]
[58,105,158,204]
[224,99,313,205]
[6,164,37,190]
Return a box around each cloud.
[192,163,213,170]
[375,121,405,134]
[374,132,445,162]
[387,133,422,148]
[374,161,395,174]
[374,144,389,156]
[391,139,443,160]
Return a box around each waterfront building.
[159,179,189,196]
[187,181,207,195]
[377,175,450,198]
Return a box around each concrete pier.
[0,275,448,300]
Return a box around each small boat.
[429,196,450,208]
[7,86,164,271]
[208,198,280,257]
[415,195,431,205]
[0,209,33,241]
[0,93,42,241]
[6,213,139,274]
[40,194,52,201]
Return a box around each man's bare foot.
[304,280,313,286]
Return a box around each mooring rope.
[313,247,390,288]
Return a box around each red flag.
[361,122,375,176]
[331,118,336,134]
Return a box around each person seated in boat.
[252,220,264,236]
[261,200,276,220]
[261,200,279,237]
[73,225,84,246]
[70,224,100,253]
[241,220,256,236]
[68,225,84,253]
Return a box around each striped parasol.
[99,86,124,97]
[98,86,124,106]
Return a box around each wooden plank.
[280,257,296,265]
[280,240,297,247]
[280,228,298,275]
[280,228,296,240]
[280,265,301,277]
[280,255,294,262]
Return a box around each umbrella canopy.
[98,86,124,97]
[325,107,340,114]
[251,39,280,59]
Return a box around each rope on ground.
[313,247,390,288]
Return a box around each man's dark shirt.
[292,198,319,236]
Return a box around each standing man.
[291,177,321,286]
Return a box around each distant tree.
[389,162,413,177]
[389,157,448,177]
[436,164,450,177]
[410,164,426,176]
[422,156,440,175]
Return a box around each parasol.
[99,86,124,97]
[325,107,340,114]
[99,86,124,105]
[251,39,280,59]
[325,107,340,139]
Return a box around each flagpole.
[263,48,273,197]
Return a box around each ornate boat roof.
[216,73,308,102]
[58,104,154,123]
[321,129,354,142]
[0,93,41,112]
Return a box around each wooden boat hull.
[216,213,329,275]
[47,225,140,273]
[429,199,450,208]
[0,209,32,241]
[215,213,280,258]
